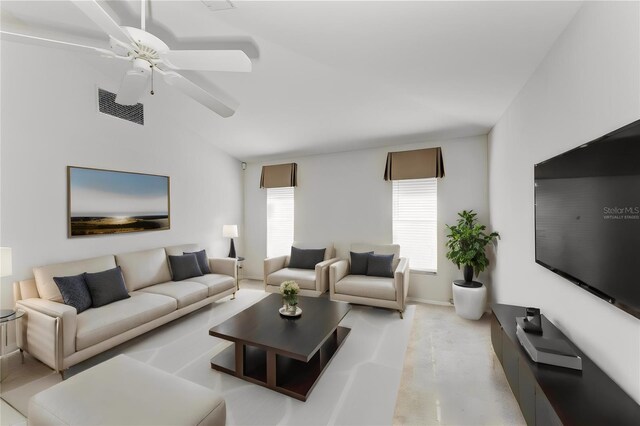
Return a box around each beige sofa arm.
[263,255,287,286]
[315,257,340,293]
[329,260,350,295]
[209,257,236,278]
[16,298,77,370]
[394,257,410,311]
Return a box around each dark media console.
[491,304,639,426]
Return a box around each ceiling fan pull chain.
[150,65,154,95]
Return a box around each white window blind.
[392,178,437,271]
[267,187,294,258]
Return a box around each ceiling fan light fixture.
[115,58,152,106]
[132,57,152,74]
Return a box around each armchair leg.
[398,310,404,319]
[231,292,236,300]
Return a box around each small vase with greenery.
[280,280,300,313]
[445,210,500,285]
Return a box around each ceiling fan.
[0,0,251,117]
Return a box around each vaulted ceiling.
[1,1,582,161]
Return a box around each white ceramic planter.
[452,281,487,320]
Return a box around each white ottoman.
[28,355,226,426]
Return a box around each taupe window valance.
[260,163,298,188]
[384,147,445,180]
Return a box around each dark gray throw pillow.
[288,247,326,270]
[184,249,211,274]
[169,253,203,281]
[84,266,130,308]
[53,274,93,313]
[350,251,373,275]
[366,254,395,278]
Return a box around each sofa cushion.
[138,281,208,309]
[53,274,93,314]
[168,254,203,281]
[335,275,396,301]
[350,243,400,259]
[267,268,316,290]
[289,247,326,270]
[76,292,177,351]
[34,255,117,302]
[350,251,373,275]
[116,248,172,291]
[84,266,130,308]
[187,274,235,297]
[292,242,335,261]
[367,254,395,278]
[184,250,211,274]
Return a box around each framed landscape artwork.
[68,166,170,237]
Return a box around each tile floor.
[1,280,523,425]
[393,303,525,425]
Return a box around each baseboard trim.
[407,297,453,307]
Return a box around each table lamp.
[222,225,238,258]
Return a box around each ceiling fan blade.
[158,70,238,117]
[70,0,134,47]
[115,68,150,106]
[160,50,251,72]
[0,30,119,58]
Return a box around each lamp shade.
[222,225,238,238]
[1,247,12,277]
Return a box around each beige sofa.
[13,244,236,374]
[264,242,338,297]
[330,243,410,318]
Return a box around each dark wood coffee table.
[209,294,351,401]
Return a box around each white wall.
[0,42,244,310]
[243,135,489,304]
[489,1,640,403]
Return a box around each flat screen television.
[534,119,640,319]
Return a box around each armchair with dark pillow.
[263,242,338,297]
[329,243,410,318]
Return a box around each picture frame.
[67,166,170,237]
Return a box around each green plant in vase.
[280,280,300,314]
[445,210,500,283]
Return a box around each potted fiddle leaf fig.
[445,210,500,320]
[446,210,500,282]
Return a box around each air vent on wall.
[97,88,144,125]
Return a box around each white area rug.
[1,289,414,426]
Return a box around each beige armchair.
[330,243,410,318]
[264,243,338,297]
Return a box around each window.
[392,178,437,271]
[267,187,294,257]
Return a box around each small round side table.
[1,309,25,381]
[236,257,245,290]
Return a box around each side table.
[236,256,245,291]
[1,309,25,381]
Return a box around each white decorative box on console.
[13,244,236,375]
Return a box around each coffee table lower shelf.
[211,326,350,401]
